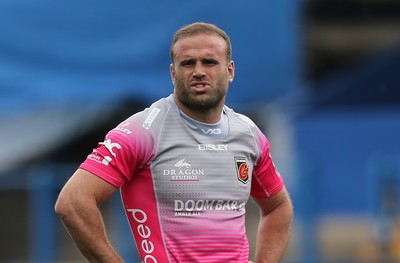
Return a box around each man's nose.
[192,62,206,79]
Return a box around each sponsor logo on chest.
[173,199,246,217]
[198,144,228,151]
[163,159,205,182]
[234,156,250,184]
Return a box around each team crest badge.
[234,156,249,184]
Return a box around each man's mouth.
[191,82,210,92]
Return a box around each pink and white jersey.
[80,95,284,263]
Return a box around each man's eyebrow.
[179,58,196,65]
[201,58,219,64]
[178,57,221,66]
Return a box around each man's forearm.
[61,211,123,262]
[55,169,123,262]
[57,197,123,262]
[61,207,124,262]
[254,201,293,263]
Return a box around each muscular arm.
[252,187,293,263]
[54,168,124,262]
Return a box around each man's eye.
[181,60,195,67]
[203,59,218,65]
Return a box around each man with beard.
[55,22,293,263]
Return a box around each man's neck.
[173,96,224,124]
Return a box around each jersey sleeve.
[79,117,155,188]
[250,129,284,198]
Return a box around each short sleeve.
[250,130,284,198]
[79,130,137,188]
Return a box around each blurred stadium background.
[1,0,400,262]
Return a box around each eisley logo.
[198,144,228,151]
[164,159,204,182]
[234,156,250,184]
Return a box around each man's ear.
[170,63,176,84]
[228,60,235,83]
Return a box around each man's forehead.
[172,34,227,58]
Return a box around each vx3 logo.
[201,128,222,135]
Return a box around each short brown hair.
[170,22,232,63]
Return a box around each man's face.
[170,34,234,113]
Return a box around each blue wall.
[0,0,301,112]
[294,107,400,214]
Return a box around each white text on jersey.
[174,199,246,217]
[198,144,228,151]
[126,208,158,263]
[201,128,222,135]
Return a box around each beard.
[174,76,229,112]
